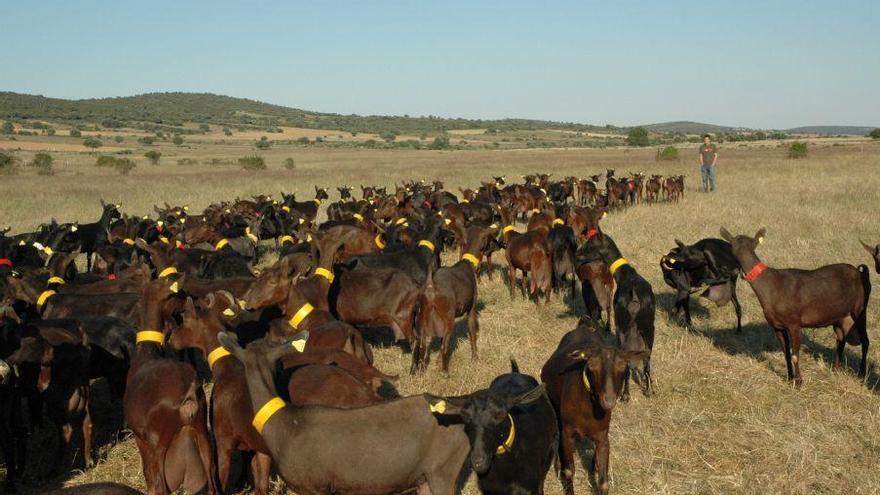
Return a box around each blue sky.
[2,0,878,128]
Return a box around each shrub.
[283,157,296,170]
[199,123,210,132]
[1,122,13,134]
[95,155,136,174]
[46,128,56,136]
[868,128,880,140]
[255,137,271,150]
[0,151,19,174]
[172,135,184,145]
[144,150,162,165]
[223,127,232,136]
[429,136,450,150]
[83,137,102,149]
[381,130,398,143]
[788,141,808,159]
[177,158,199,166]
[657,146,679,161]
[626,127,650,147]
[27,152,54,175]
[114,135,124,143]
[296,136,310,145]
[138,136,155,145]
[238,155,266,171]
[69,129,82,137]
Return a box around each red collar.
[0,258,12,268]
[107,273,117,281]
[586,229,599,241]
[744,262,768,281]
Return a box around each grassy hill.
[0,91,612,136]
[785,125,876,136]
[643,121,738,135]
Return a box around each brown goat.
[721,228,871,385]
[500,208,552,303]
[215,331,470,495]
[541,319,647,495]
[123,278,216,495]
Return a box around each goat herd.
[0,171,875,495]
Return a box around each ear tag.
[291,338,307,352]
[183,206,189,211]
[602,211,608,219]
[238,300,247,309]
[223,308,235,317]
[429,400,446,414]
[71,225,78,232]
[757,237,764,244]
[169,282,179,293]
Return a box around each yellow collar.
[289,302,314,330]
[136,330,165,346]
[313,267,334,283]
[281,205,291,213]
[418,240,435,252]
[395,217,408,225]
[36,290,56,310]
[280,235,296,245]
[495,414,516,455]
[158,266,178,278]
[374,234,386,249]
[502,225,516,235]
[352,213,364,222]
[531,208,541,214]
[312,198,322,206]
[462,253,480,270]
[552,218,564,226]
[215,239,230,250]
[245,228,259,243]
[608,258,629,275]
[460,199,470,203]
[207,346,231,369]
[47,276,66,285]
[252,397,286,434]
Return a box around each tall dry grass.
[2,139,880,494]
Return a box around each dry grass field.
[2,137,880,494]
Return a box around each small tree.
[144,150,162,165]
[283,157,296,170]
[296,136,310,145]
[172,135,184,145]
[199,123,210,132]
[1,122,13,135]
[112,157,137,175]
[255,136,271,150]
[868,128,880,140]
[381,130,399,143]
[754,131,767,141]
[138,136,155,145]
[788,141,808,159]
[0,151,19,174]
[46,128,56,136]
[656,146,679,161]
[238,155,266,171]
[114,135,124,143]
[69,128,82,138]
[27,152,54,175]
[83,137,103,149]
[223,127,232,136]
[429,136,450,150]
[626,127,650,147]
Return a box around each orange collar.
[744,262,768,281]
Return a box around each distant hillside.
[643,121,737,135]
[0,92,611,135]
[785,125,876,136]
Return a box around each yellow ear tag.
[757,237,764,244]
[179,217,186,224]
[183,206,189,211]
[291,338,307,352]
[602,211,608,219]
[430,400,446,414]
[444,218,452,225]
[70,225,78,232]
[238,300,247,310]
[43,246,54,256]
[169,282,179,293]
[19,240,26,246]
[299,218,305,225]
[222,308,235,317]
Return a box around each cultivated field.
[2,139,880,494]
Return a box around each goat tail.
[179,379,201,425]
[529,246,552,295]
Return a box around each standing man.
[699,134,718,192]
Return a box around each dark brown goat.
[215,331,470,495]
[721,228,871,385]
[541,319,647,495]
[500,208,552,303]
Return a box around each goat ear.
[620,350,650,367]
[860,240,877,255]
[674,239,686,249]
[754,228,766,244]
[184,296,197,315]
[217,332,244,358]
[424,394,467,417]
[510,384,545,408]
[719,227,734,242]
